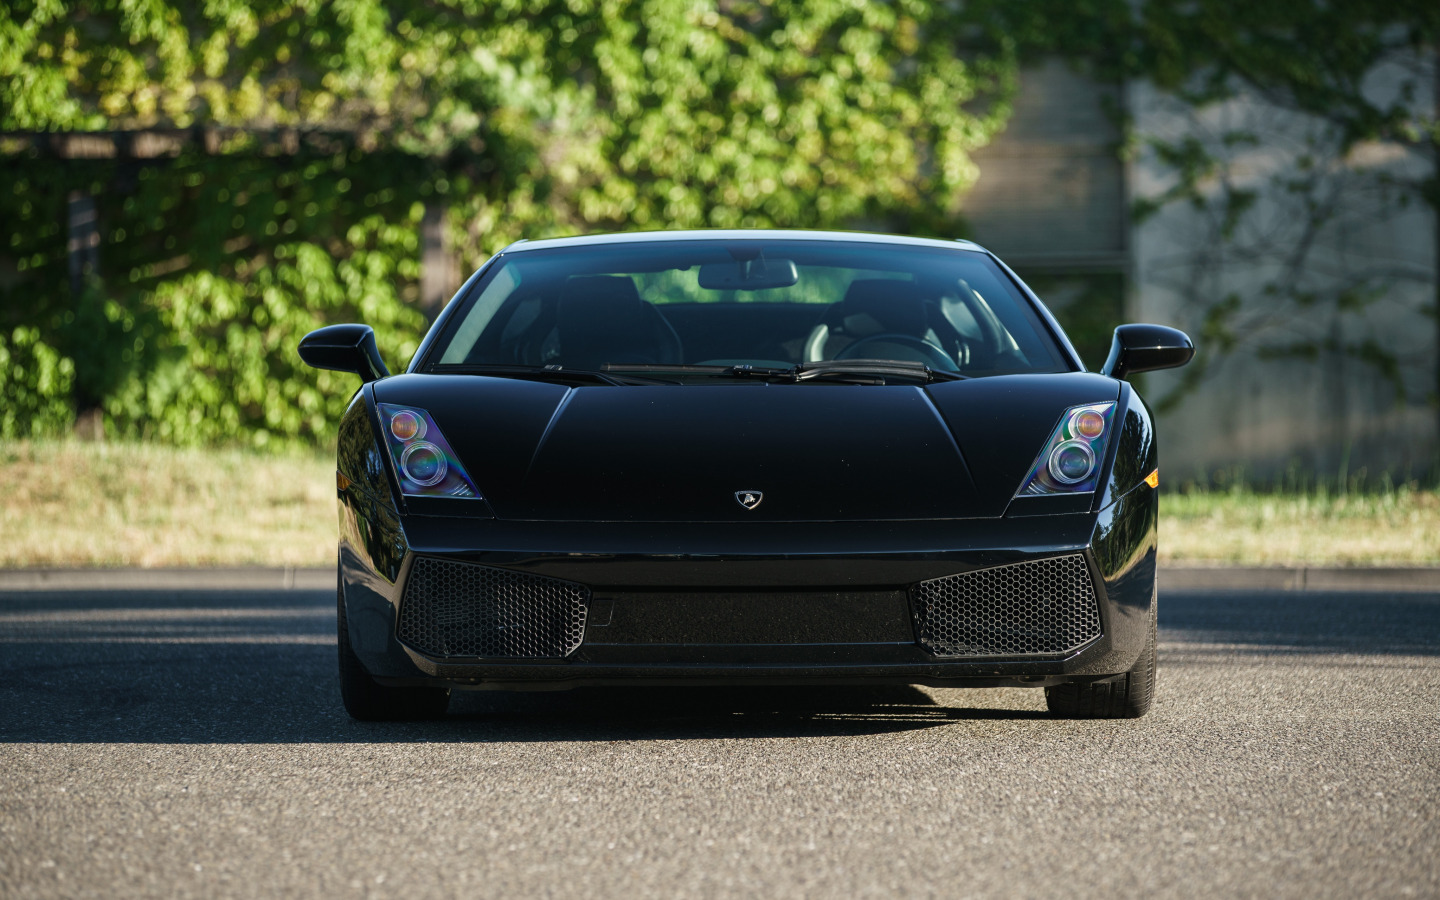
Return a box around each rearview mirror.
[697,257,799,291]
[1100,324,1194,380]
[298,324,390,383]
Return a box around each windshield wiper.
[600,363,792,379]
[793,360,967,383]
[431,364,669,385]
[602,361,967,383]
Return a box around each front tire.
[338,582,450,721]
[1045,605,1156,719]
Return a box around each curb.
[0,566,335,592]
[0,566,1434,593]
[1159,566,1438,593]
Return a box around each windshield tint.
[425,239,1069,377]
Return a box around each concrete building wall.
[965,59,1126,271]
[965,58,1438,482]
[964,60,1130,370]
[1128,64,1438,482]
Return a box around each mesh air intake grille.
[911,554,1101,658]
[397,558,589,658]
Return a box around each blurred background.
[1,0,1436,567]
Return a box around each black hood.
[373,373,1119,521]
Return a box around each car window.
[430,240,1068,376]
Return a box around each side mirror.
[1100,324,1194,381]
[298,324,390,383]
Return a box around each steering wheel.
[949,286,1009,369]
[835,334,959,371]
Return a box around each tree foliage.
[2,0,1017,237]
[989,0,1439,144]
[2,0,1019,445]
[0,325,74,438]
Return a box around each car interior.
[433,244,1063,377]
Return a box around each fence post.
[66,189,99,298]
[420,201,456,322]
[66,188,105,440]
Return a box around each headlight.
[1070,408,1106,440]
[399,441,448,486]
[1016,402,1115,496]
[1048,440,1095,485]
[376,403,481,498]
[389,409,425,442]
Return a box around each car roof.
[501,229,989,255]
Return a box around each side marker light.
[1145,469,1159,489]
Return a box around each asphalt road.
[0,582,1436,899]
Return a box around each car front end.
[302,230,1191,718]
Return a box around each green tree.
[2,0,1020,445]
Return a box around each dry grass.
[1160,487,1440,567]
[1,440,1436,568]
[0,440,336,568]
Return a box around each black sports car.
[299,230,1193,721]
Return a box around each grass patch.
[1160,485,1440,567]
[0,440,336,569]
[0,440,1436,568]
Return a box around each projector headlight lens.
[400,441,447,487]
[1048,440,1095,485]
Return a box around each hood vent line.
[522,387,577,485]
[916,386,976,490]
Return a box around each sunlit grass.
[1160,484,1440,567]
[0,440,1436,568]
[0,440,336,569]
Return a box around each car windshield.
[423,238,1069,378]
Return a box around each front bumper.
[338,483,1158,690]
